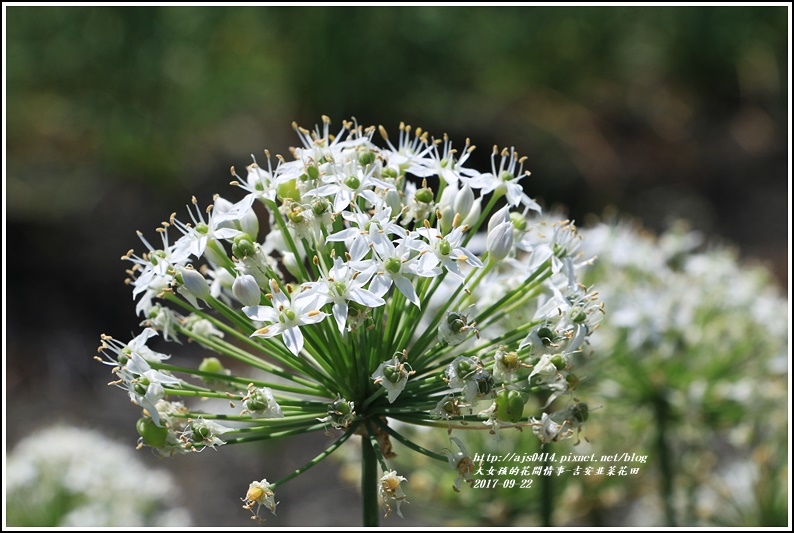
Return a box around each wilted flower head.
[379,470,408,518]
[242,479,278,521]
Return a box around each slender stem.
[361,431,380,527]
[270,426,355,489]
[376,419,448,462]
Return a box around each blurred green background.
[5,5,788,527]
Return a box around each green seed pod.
[475,370,495,395]
[570,402,589,424]
[332,398,352,416]
[456,359,472,376]
[231,233,255,259]
[192,422,211,442]
[551,355,566,371]
[358,150,375,166]
[537,326,555,346]
[384,257,402,274]
[287,207,305,223]
[312,198,330,215]
[415,187,434,204]
[306,165,320,180]
[136,417,169,448]
[495,389,525,423]
[343,175,361,190]
[383,365,402,383]
[510,211,527,232]
[570,306,587,323]
[276,179,301,202]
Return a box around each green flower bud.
[137,417,168,448]
[199,357,225,375]
[456,359,472,376]
[332,398,352,416]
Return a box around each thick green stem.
[361,433,380,527]
[653,391,677,526]
[541,448,553,527]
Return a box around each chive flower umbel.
[97,117,602,525]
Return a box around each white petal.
[281,326,304,356]
[393,275,420,308]
[243,305,279,323]
[333,301,348,332]
[349,287,386,308]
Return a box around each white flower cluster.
[573,220,788,526]
[97,117,604,521]
[6,425,191,527]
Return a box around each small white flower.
[243,280,327,356]
[119,353,181,426]
[302,258,385,333]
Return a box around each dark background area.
[4,6,789,526]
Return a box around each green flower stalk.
[97,117,602,525]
